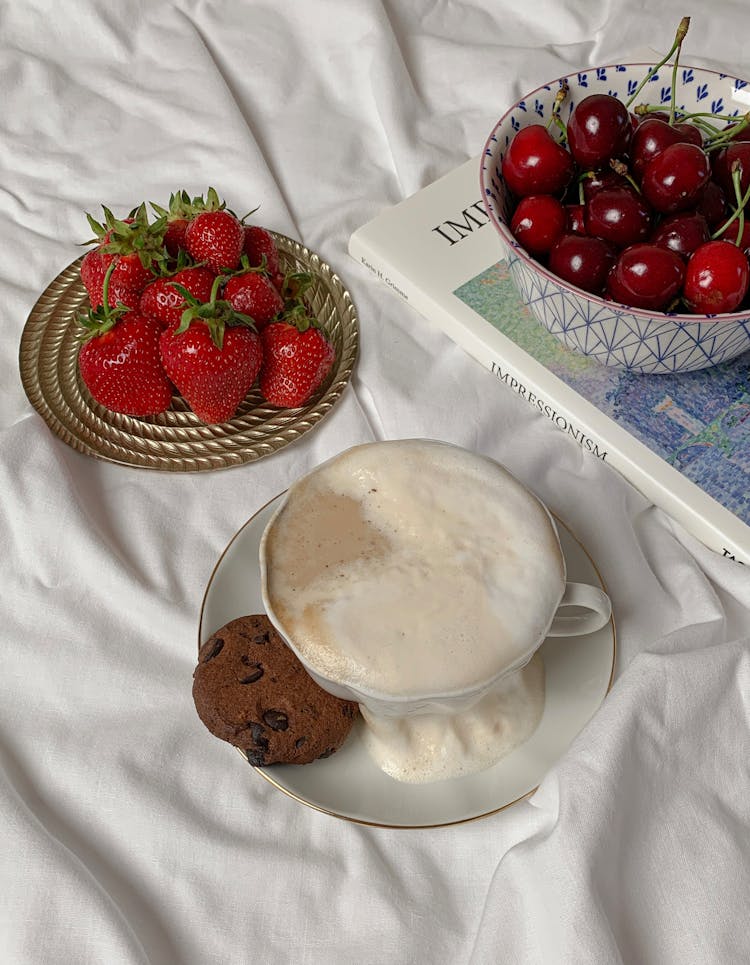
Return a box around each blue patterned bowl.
[481,64,750,374]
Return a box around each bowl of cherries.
[481,18,750,374]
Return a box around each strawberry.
[259,315,335,408]
[78,259,173,417]
[151,191,193,257]
[151,190,213,258]
[85,203,167,294]
[81,248,142,310]
[159,276,262,423]
[242,224,281,279]
[223,270,284,329]
[78,311,173,417]
[139,267,216,328]
[80,247,107,300]
[185,209,244,273]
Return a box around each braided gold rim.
[19,233,359,472]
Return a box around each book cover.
[348,157,750,565]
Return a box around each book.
[348,157,750,565]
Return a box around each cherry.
[606,243,685,310]
[631,117,683,177]
[673,122,703,147]
[567,94,631,168]
[565,203,587,235]
[548,234,617,294]
[715,217,750,249]
[650,212,710,260]
[696,180,727,227]
[585,187,652,248]
[510,195,567,255]
[641,142,711,214]
[581,169,631,203]
[683,240,750,313]
[712,141,750,198]
[721,122,750,144]
[501,124,575,197]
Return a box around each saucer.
[199,494,616,828]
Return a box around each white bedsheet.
[2,1,748,962]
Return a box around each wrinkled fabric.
[2,2,748,963]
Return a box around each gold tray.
[19,232,359,472]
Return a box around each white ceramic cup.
[259,440,611,719]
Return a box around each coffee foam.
[262,439,566,698]
[359,652,546,783]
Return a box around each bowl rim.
[480,61,750,327]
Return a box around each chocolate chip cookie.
[193,614,359,765]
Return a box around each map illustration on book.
[455,263,750,529]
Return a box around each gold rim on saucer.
[19,233,359,472]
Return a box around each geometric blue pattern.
[481,64,750,374]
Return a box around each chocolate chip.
[238,663,264,684]
[249,722,269,750]
[246,749,266,766]
[318,747,336,759]
[295,737,307,748]
[342,705,355,718]
[201,637,224,662]
[262,710,289,732]
[252,632,270,644]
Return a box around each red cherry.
[565,203,587,235]
[566,94,631,168]
[510,195,566,255]
[716,218,750,248]
[721,122,750,144]
[712,141,750,198]
[581,169,631,203]
[501,124,575,197]
[673,122,703,147]
[650,212,710,260]
[585,187,652,248]
[683,240,750,314]
[631,118,683,177]
[641,142,711,214]
[548,234,617,295]
[696,180,727,228]
[606,243,685,310]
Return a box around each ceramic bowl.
[481,64,750,374]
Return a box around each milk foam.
[359,653,546,783]
[262,439,566,697]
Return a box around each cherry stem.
[711,162,750,242]
[625,16,690,109]
[609,158,642,194]
[668,17,689,124]
[704,112,750,150]
[546,81,570,143]
[635,106,741,123]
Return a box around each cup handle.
[547,582,612,638]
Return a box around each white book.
[349,157,750,565]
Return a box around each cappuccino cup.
[259,439,611,781]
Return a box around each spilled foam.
[359,652,546,783]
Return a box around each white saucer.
[199,494,616,828]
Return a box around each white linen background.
[2,0,748,962]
